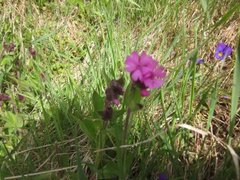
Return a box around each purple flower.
[214,43,232,60]
[159,173,167,180]
[125,51,166,96]
[196,58,204,64]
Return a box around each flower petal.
[125,51,139,72]
[152,79,164,88]
[196,58,204,64]
[224,46,232,57]
[131,69,143,81]
[216,43,226,52]
[140,52,150,65]
[154,66,166,78]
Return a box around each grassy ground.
[0,0,240,179]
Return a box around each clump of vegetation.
[0,0,240,179]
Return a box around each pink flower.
[125,52,157,82]
[143,66,166,89]
[125,51,166,96]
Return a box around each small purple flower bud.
[111,80,124,95]
[3,42,15,52]
[113,99,120,106]
[29,47,36,57]
[18,94,25,102]
[105,79,124,106]
[8,43,15,52]
[0,93,10,101]
[140,89,150,97]
[196,58,204,64]
[102,106,113,120]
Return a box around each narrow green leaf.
[127,0,140,8]
[200,0,208,12]
[4,112,23,131]
[92,91,104,112]
[1,55,13,66]
[212,3,240,31]
[76,143,88,180]
[207,81,218,130]
[229,37,240,139]
[78,119,101,141]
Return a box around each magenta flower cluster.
[125,52,166,96]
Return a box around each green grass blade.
[229,37,240,141]
[212,3,240,31]
[200,0,208,13]
[207,81,218,130]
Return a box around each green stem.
[119,108,132,180]
[122,108,131,144]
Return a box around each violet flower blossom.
[159,173,167,180]
[214,43,232,60]
[125,51,166,96]
[196,58,204,65]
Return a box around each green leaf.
[200,0,208,12]
[207,81,218,130]
[1,55,13,66]
[4,112,23,131]
[229,37,240,139]
[99,162,118,179]
[127,0,140,8]
[212,3,240,31]
[76,143,88,180]
[78,119,102,141]
[92,91,104,112]
[123,83,141,111]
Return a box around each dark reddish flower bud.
[3,42,15,52]
[105,79,124,106]
[18,94,25,102]
[102,106,113,121]
[29,47,36,57]
[40,72,45,80]
[101,78,124,121]
[113,99,120,106]
[8,43,15,52]
[110,79,124,95]
[0,93,10,101]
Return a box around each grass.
[0,0,240,179]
